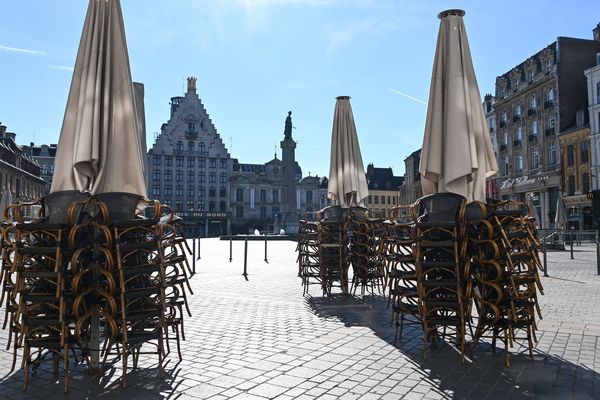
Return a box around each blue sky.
[0,0,598,177]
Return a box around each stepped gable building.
[22,142,57,195]
[147,77,232,237]
[494,27,600,228]
[364,164,404,218]
[0,123,45,204]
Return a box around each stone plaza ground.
[1,238,599,399]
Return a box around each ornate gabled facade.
[399,149,423,206]
[364,164,404,218]
[147,77,232,237]
[21,142,57,195]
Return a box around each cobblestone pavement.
[1,239,599,399]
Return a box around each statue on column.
[284,111,293,139]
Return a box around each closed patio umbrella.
[327,96,369,208]
[419,9,497,202]
[50,0,146,197]
[526,194,540,228]
[0,188,12,222]
[555,197,567,230]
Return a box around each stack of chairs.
[158,206,193,360]
[468,199,543,367]
[385,204,420,344]
[297,212,320,295]
[413,193,470,361]
[4,190,88,392]
[348,207,385,296]
[98,193,166,388]
[317,206,349,296]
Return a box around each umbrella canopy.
[0,188,12,222]
[419,9,498,203]
[555,197,567,230]
[50,0,146,197]
[327,96,369,208]
[526,194,540,229]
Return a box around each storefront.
[174,211,231,238]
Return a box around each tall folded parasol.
[420,9,498,203]
[50,0,146,197]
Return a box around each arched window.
[188,141,194,152]
[530,95,537,110]
[176,140,183,151]
[199,142,206,153]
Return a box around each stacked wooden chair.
[297,212,320,295]
[384,205,420,344]
[467,199,543,367]
[317,206,349,296]
[413,193,471,361]
[348,207,385,296]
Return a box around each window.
[597,82,600,104]
[199,187,205,197]
[220,174,227,183]
[152,169,160,181]
[260,207,267,219]
[176,156,184,167]
[175,185,183,196]
[219,186,227,197]
[199,158,206,168]
[260,189,267,203]
[199,142,206,153]
[165,156,172,167]
[530,95,537,110]
[502,132,508,146]
[187,187,194,197]
[532,120,538,136]
[583,173,590,194]
[176,141,183,152]
[220,159,227,169]
[151,186,160,196]
[209,201,215,211]
[503,156,509,175]
[306,190,313,204]
[515,155,523,173]
[220,201,227,212]
[153,155,161,166]
[547,88,554,103]
[188,141,194,153]
[236,188,244,202]
[272,189,279,203]
[187,201,194,210]
[209,187,216,197]
[530,148,539,169]
[568,175,575,196]
[164,170,172,181]
[516,126,522,141]
[548,142,557,165]
[236,206,244,218]
[545,58,552,73]
[548,114,556,128]
[175,201,182,211]
[199,172,205,183]
[199,201,205,210]
[513,78,520,91]
[368,195,372,204]
[209,158,216,169]
[567,145,574,166]
[188,157,195,168]
[515,103,521,117]
[393,197,397,205]
[502,111,507,123]
[388,196,391,204]
[527,69,534,82]
[164,185,172,196]
[188,171,194,182]
[176,170,183,182]
[209,172,216,183]
[374,196,379,204]
[582,141,589,164]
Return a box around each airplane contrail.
[0,45,45,56]
[387,88,427,105]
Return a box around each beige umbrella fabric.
[555,197,567,230]
[50,0,146,197]
[420,10,498,203]
[0,188,12,222]
[327,96,369,208]
[526,194,540,228]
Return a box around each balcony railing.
[528,134,538,143]
[499,120,507,128]
[513,139,522,148]
[513,114,521,123]
[500,144,507,152]
[544,100,555,109]
[545,127,555,136]
[528,108,537,116]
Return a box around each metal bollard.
[192,238,196,274]
[542,237,549,277]
[570,231,574,260]
[229,235,233,262]
[264,234,268,263]
[243,238,248,278]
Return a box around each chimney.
[594,22,600,41]
[0,123,6,137]
[187,76,197,94]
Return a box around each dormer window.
[526,69,534,82]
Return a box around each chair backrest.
[415,193,466,223]
[42,190,90,224]
[93,192,142,222]
[318,205,345,222]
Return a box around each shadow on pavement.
[0,356,183,399]
[306,294,600,399]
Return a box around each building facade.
[483,94,500,198]
[558,122,592,229]
[0,123,46,207]
[585,51,600,191]
[21,142,57,194]
[494,34,600,228]
[147,77,232,237]
[399,149,423,206]
[364,164,404,218]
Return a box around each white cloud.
[46,65,74,72]
[0,45,45,56]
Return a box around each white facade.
[585,61,600,189]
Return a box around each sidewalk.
[1,239,599,399]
